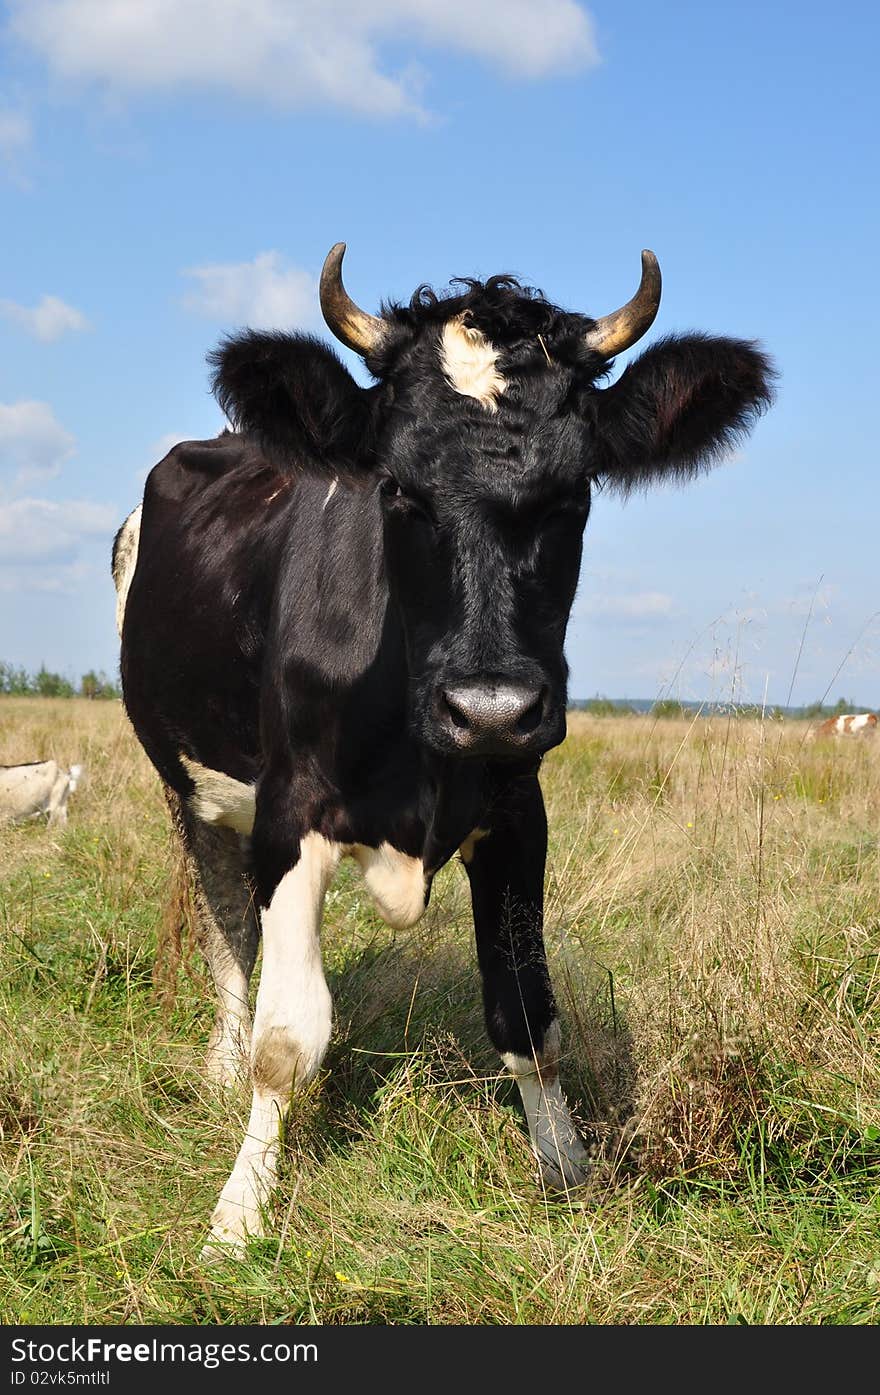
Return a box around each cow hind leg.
[205,832,340,1256]
[166,789,259,1086]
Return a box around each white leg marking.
[352,842,428,929]
[205,958,252,1087]
[205,833,340,1255]
[503,1023,589,1189]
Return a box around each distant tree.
[801,696,856,719]
[0,662,32,694]
[581,696,634,717]
[652,698,689,719]
[33,666,74,698]
[0,662,120,698]
[80,670,120,700]
[801,700,826,719]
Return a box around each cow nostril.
[516,689,545,734]
[440,682,547,742]
[442,692,471,730]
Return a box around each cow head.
[212,245,774,761]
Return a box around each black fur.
[591,332,776,493]
[209,330,374,473]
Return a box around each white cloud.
[0,400,118,594]
[0,109,32,185]
[0,400,76,487]
[0,558,91,593]
[151,431,188,460]
[781,582,836,619]
[9,0,599,118]
[0,109,31,159]
[579,591,675,622]
[0,294,90,342]
[182,251,317,330]
[0,497,117,563]
[132,431,191,484]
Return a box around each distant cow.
[0,760,83,827]
[116,241,774,1254]
[813,712,878,738]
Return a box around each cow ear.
[209,331,375,475]
[590,334,775,493]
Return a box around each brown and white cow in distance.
[0,760,83,827]
[813,713,878,739]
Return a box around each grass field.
[1,696,878,1325]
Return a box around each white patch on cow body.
[112,503,142,639]
[352,842,428,929]
[440,315,506,410]
[503,1023,589,1190]
[322,477,338,509]
[180,755,256,835]
[176,767,427,931]
[0,760,80,827]
[206,833,340,1256]
[176,764,427,933]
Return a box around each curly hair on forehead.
[380,274,594,349]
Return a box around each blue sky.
[1,0,877,707]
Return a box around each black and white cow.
[114,244,773,1253]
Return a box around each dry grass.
[1,698,878,1324]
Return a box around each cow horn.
[583,250,662,357]
[320,243,388,356]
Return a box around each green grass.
[1,699,879,1324]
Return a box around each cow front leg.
[464,775,589,1190]
[205,832,341,1256]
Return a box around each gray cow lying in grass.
[0,760,83,827]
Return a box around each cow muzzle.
[433,678,559,757]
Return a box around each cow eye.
[379,476,434,525]
[539,501,577,528]
[379,474,404,499]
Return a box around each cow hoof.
[202,1190,265,1261]
[538,1150,591,1193]
[199,1232,247,1265]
